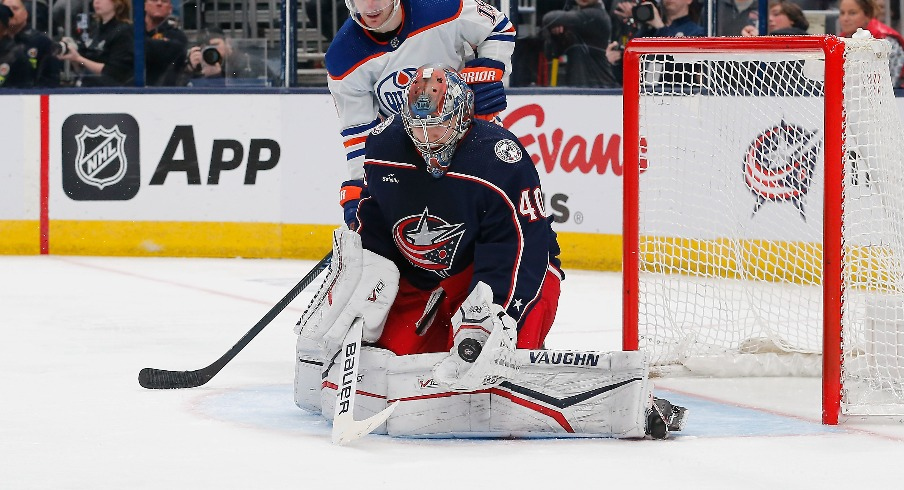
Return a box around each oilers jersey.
[357,116,562,324]
[325,0,515,180]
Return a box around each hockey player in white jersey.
[326,0,515,228]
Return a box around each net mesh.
[632,36,904,416]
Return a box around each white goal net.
[622,34,904,423]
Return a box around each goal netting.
[622,34,904,423]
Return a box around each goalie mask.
[345,0,402,32]
[401,64,475,178]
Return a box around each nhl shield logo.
[74,125,128,190]
[62,113,140,201]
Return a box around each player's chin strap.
[331,317,399,445]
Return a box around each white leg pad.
[295,346,653,439]
[385,350,652,438]
[294,335,325,414]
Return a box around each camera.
[51,41,69,56]
[51,38,76,56]
[631,0,659,24]
[201,46,221,65]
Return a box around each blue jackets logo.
[392,207,464,278]
[62,113,140,201]
[744,121,819,220]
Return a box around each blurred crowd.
[0,0,273,88]
[0,0,901,89]
[509,0,904,88]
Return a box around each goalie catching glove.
[433,282,520,391]
[295,227,399,355]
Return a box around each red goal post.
[622,35,904,425]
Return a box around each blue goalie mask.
[401,64,475,178]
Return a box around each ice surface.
[2,256,904,489]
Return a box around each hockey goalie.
[294,64,686,440]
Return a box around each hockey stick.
[331,317,399,445]
[138,252,333,389]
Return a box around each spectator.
[626,0,706,36]
[56,0,134,86]
[184,28,232,81]
[839,0,904,86]
[510,0,568,86]
[731,1,818,96]
[540,0,619,87]
[145,0,187,86]
[0,3,33,87]
[741,0,809,35]
[606,0,705,83]
[184,27,269,85]
[3,0,60,87]
[702,0,759,36]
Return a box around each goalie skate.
[646,397,688,440]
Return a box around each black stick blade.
[138,252,332,390]
[138,367,213,389]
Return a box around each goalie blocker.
[296,340,687,439]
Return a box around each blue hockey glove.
[460,58,507,117]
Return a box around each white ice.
[3,255,904,489]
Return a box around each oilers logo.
[744,121,820,220]
[393,208,464,277]
[376,68,418,116]
[74,125,129,190]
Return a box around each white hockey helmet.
[401,64,475,178]
[344,0,402,32]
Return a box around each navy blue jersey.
[14,29,61,88]
[358,117,561,324]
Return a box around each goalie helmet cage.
[622,35,904,425]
